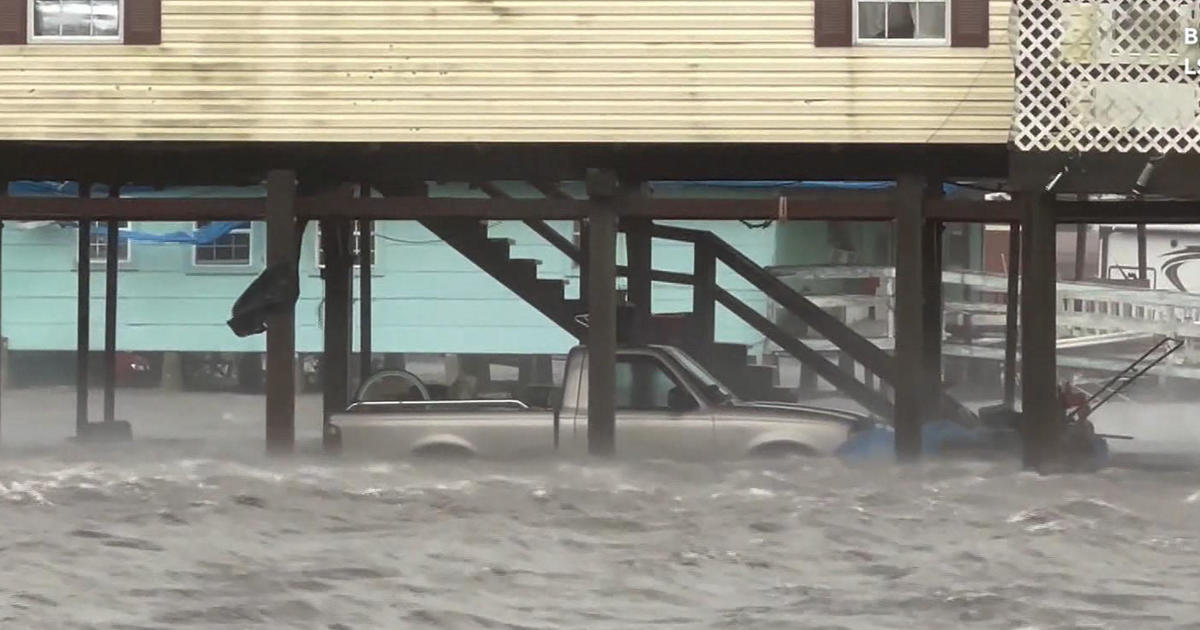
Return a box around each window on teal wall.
[88,220,130,263]
[194,221,252,266]
[315,223,376,269]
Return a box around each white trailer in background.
[1101,225,1200,293]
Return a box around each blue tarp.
[113,221,252,245]
[675,180,973,196]
[6,181,253,245]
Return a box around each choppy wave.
[0,442,1197,629]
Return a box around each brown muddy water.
[0,390,1198,629]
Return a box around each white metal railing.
[764,264,1200,380]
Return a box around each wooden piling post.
[76,183,91,436]
[0,217,4,435]
[358,214,373,384]
[1074,223,1088,281]
[625,217,652,345]
[321,217,353,451]
[586,169,618,457]
[893,174,929,460]
[1136,223,1148,282]
[578,220,591,306]
[922,219,944,415]
[692,236,717,367]
[266,170,297,454]
[1004,222,1021,407]
[102,215,119,424]
[1020,193,1058,471]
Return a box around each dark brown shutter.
[951,0,990,47]
[814,0,853,47]
[0,0,27,45]
[125,0,162,45]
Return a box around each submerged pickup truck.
[326,344,877,461]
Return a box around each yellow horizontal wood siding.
[0,0,1015,143]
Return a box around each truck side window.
[614,355,692,411]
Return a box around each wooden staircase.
[421,217,975,421]
[421,217,801,402]
[419,217,587,340]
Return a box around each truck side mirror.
[667,387,698,413]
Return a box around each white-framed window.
[855,0,949,45]
[194,221,252,266]
[30,0,122,42]
[89,220,130,263]
[315,223,376,269]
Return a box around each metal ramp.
[1069,336,1185,421]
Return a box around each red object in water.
[1058,383,1090,421]
[116,352,152,386]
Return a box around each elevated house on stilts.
[2,0,1190,467]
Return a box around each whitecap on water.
[0,481,53,505]
[1007,508,1061,527]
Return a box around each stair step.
[648,314,694,346]
[743,364,777,385]
[736,364,778,400]
[485,237,516,258]
[766,386,797,402]
[710,342,750,366]
[505,258,541,279]
[425,218,487,240]
[530,278,568,300]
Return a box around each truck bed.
[330,408,563,459]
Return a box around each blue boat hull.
[836,420,1110,469]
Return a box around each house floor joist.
[2,192,1200,225]
[3,193,1199,224]
[0,142,1008,185]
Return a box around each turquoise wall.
[2,182,777,355]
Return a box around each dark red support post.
[586,169,618,457]
[625,217,652,345]
[103,185,120,425]
[922,218,944,414]
[893,174,930,460]
[1074,223,1088,281]
[1003,222,1021,408]
[692,236,716,367]
[1136,223,1148,282]
[1020,192,1058,471]
[358,184,373,383]
[0,216,4,438]
[321,216,353,451]
[76,183,91,437]
[266,170,297,453]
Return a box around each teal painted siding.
[2,183,778,355]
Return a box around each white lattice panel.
[1011,0,1200,153]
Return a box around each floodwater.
[2,390,1200,629]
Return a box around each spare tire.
[355,369,431,402]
